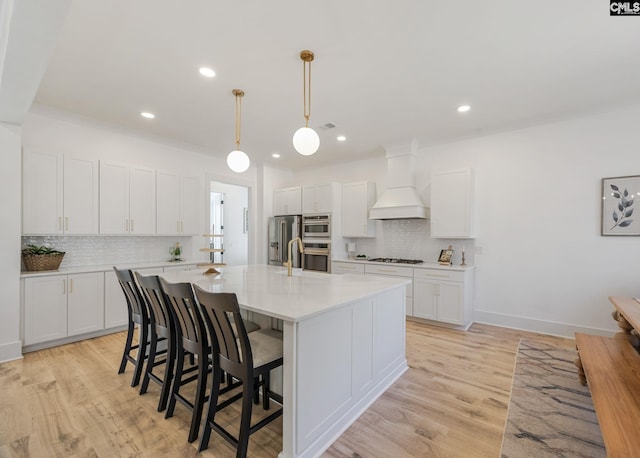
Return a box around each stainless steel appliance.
[368,258,424,264]
[268,215,302,267]
[302,239,331,273]
[302,214,331,238]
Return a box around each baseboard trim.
[22,325,127,353]
[0,340,24,363]
[473,309,617,338]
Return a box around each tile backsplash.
[21,236,194,269]
[344,219,474,265]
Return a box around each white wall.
[291,104,640,337]
[0,122,23,362]
[418,104,640,336]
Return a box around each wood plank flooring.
[0,321,575,457]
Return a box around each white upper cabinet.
[302,183,339,214]
[179,175,201,234]
[342,181,376,238]
[64,156,99,234]
[23,150,98,235]
[129,166,156,234]
[99,161,156,235]
[273,186,302,216]
[430,168,475,238]
[156,171,201,235]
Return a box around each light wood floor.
[0,321,575,457]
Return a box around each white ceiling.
[31,0,640,170]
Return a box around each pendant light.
[292,50,319,156]
[227,89,250,173]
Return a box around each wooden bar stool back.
[113,267,150,387]
[159,278,210,444]
[135,272,174,412]
[194,286,283,457]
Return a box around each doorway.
[210,181,249,266]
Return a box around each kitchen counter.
[333,258,475,271]
[162,264,410,322]
[20,259,200,278]
[161,264,408,458]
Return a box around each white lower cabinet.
[104,266,167,328]
[364,264,414,316]
[24,272,104,345]
[413,268,473,328]
[331,261,365,275]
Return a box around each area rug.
[500,339,605,457]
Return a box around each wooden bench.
[574,297,640,457]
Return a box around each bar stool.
[194,285,283,456]
[159,278,210,444]
[113,267,150,387]
[135,272,174,412]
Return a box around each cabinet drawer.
[365,264,413,278]
[332,262,365,275]
[414,268,465,282]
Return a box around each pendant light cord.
[303,58,311,127]
[235,90,242,149]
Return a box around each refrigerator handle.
[280,220,287,263]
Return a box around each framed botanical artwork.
[602,175,640,236]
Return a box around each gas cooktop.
[368,258,424,265]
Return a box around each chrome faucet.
[283,237,304,277]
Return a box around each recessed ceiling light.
[457,105,471,113]
[141,112,155,119]
[199,67,216,78]
[272,153,281,158]
[337,135,346,142]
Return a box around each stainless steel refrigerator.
[268,215,302,267]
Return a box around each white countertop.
[20,259,200,278]
[333,258,475,271]
[160,264,410,323]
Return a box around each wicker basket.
[22,252,65,271]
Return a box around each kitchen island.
[161,264,409,458]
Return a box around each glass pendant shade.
[293,126,320,156]
[227,150,250,173]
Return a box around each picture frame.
[438,248,453,265]
[602,175,640,236]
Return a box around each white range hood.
[369,143,429,220]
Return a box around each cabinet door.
[332,262,365,275]
[22,150,63,234]
[412,278,438,320]
[273,189,287,216]
[129,166,156,234]
[104,270,128,328]
[156,171,180,234]
[301,185,317,213]
[180,175,201,234]
[24,276,67,344]
[437,281,464,325]
[274,187,302,216]
[67,272,105,336]
[100,161,130,234]
[431,168,474,238]
[314,183,334,213]
[342,182,376,237]
[64,156,98,234]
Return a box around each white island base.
[162,265,409,458]
[282,287,407,457]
